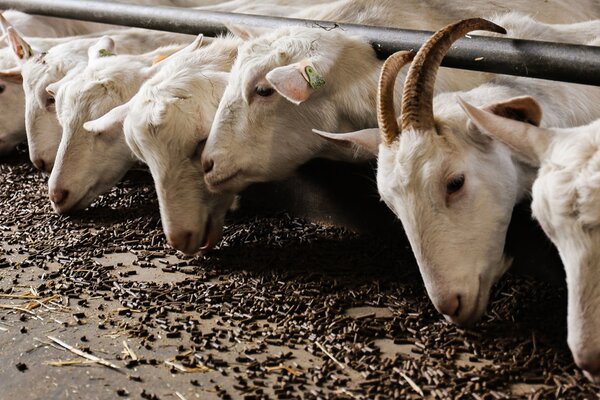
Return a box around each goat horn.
[377,51,415,145]
[401,18,506,132]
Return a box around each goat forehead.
[237,29,327,72]
[383,133,448,188]
[240,28,314,57]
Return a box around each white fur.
[0,34,86,155]
[0,0,232,156]
[462,109,600,381]
[529,121,600,382]
[107,36,240,254]
[202,1,600,194]
[19,28,193,171]
[374,22,600,326]
[48,42,189,214]
[79,0,333,253]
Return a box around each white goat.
[323,18,600,326]
[82,0,492,253]
[10,27,192,172]
[57,0,334,252]
[85,35,240,254]
[457,102,600,382]
[46,38,192,215]
[201,0,600,195]
[1,0,329,160]
[0,24,91,156]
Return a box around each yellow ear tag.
[98,48,115,58]
[297,59,325,90]
[152,54,169,65]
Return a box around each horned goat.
[322,18,600,326]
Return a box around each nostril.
[33,159,46,172]
[50,189,69,205]
[202,157,214,174]
[437,295,461,318]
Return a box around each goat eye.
[446,174,465,195]
[0,84,5,94]
[45,96,55,110]
[255,86,275,97]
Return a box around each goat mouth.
[447,280,485,328]
[205,170,241,193]
[200,215,222,252]
[51,194,86,215]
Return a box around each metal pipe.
[0,0,599,86]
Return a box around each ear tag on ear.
[17,44,33,59]
[152,54,169,65]
[98,48,115,58]
[298,60,325,90]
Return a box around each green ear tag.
[305,65,325,90]
[98,48,115,58]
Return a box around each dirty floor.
[1,150,598,399]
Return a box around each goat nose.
[167,230,194,254]
[33,158,47,172]
[436,295,461,318]
[49,188,69,206]
[202,157,214,174]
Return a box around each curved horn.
[377,50,415,146]
[401,18,506,132]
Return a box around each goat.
[0,20,97,156]
[67,0,336,253]
[200,0,600,195]
[0,0,328,159]
[45,37,193,215]
[458,100,600,382]
[85,35,240,254]
[10,26,192,171]
[321,17,600,326]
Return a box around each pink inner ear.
[482,96,542,126]
[267,66,311,105]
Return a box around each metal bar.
[1,0,599,86]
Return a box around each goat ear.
[88,36,116,61]
[482,95,543,127]
[84,102,131,134]
[225,24,266,41]
[266,60,326,105]
[184,34,204,52]
[458,96,553,166]
[0,66,22,83]
[45,84,58,97]
[266,64,311,105]
[7,27,33,61]
[313,128,381,157]
[151,34,204,67]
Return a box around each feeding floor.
[0,150,598,399]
